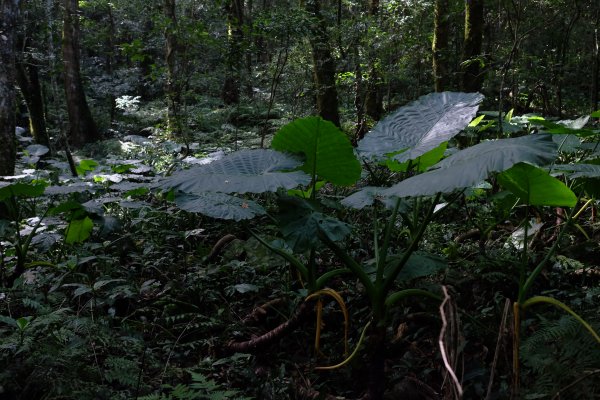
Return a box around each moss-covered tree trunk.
[593,11,600,112]
[461,0,484,93]
[306,0,340,127]
[0,0,19,176]
[164,0,182,135]
[364,0,382,120]
[222,0,244,105]
[16,52,49,147]
[432,0,450,92]
[62,0,100,148]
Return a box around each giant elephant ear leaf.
[271,117,361,186]
[357,92,484,162]
[497,163,577,207]
[158,149,311,194]
[382,134,557,198]
[175,192,265,221]
[343,134,557,208]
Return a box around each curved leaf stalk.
[306,288,349,356]
[314,298,323,355]
[315,268,351,290]
[317,230,376,296]
[521,296,600,342]
[249,230,309,280]
[375,197,402,287]
[380,193,442,298]
[315,320,371,371]
[5,207,49,287]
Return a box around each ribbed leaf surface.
[384,134,557,198]
[551,163,600,178]
[175,192,265,221]
[158,149,310,194]
[357,92,484,162]
[271,117,361,186]
[343,134,557,208]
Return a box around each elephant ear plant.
[156,92,600,399]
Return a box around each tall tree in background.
[0,0,19,175]
[364,0,383,120]
[593,6,600,112]
[164,0,182,134]
[222,0,244,105]
[16,50,49,147]
[306,0,340,127]
[461,0,484,92]
[16,4,49,147]
[432,0,450,92]
[62,0,100,147]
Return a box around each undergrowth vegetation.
[1,93,600,400]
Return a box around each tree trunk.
[593,21,599,112]
[222,0,244,105]
[364,0,383,120]
[62,0,100,148]
[0,0,19,176]
[306,0,340,127]
[461,0,484,93]
[553,6,579,119]
[164,0,182,135]
[433,0,450,92]
[16,53,49,147]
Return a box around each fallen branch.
[222,301,311,355]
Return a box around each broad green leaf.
[271,117,361,186]
[49,200,85,215]
[365,251,447,282]
[591,110,600,118]
[0,182,45,200]
[395,252,447,282]
[505,108,514,122]
[277,196,351,252]
[497,163,577,207]
[111,164,136,173]
[468,114,485,127]
[76,159,99,175]
[159,149,310,194]
[357,92,484,162]
[174,191,265,221]
[287,180,326,198]
[385,142,447,172]
[528,116,597,138]
[16,317,32,331]
[65,217,94,244]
